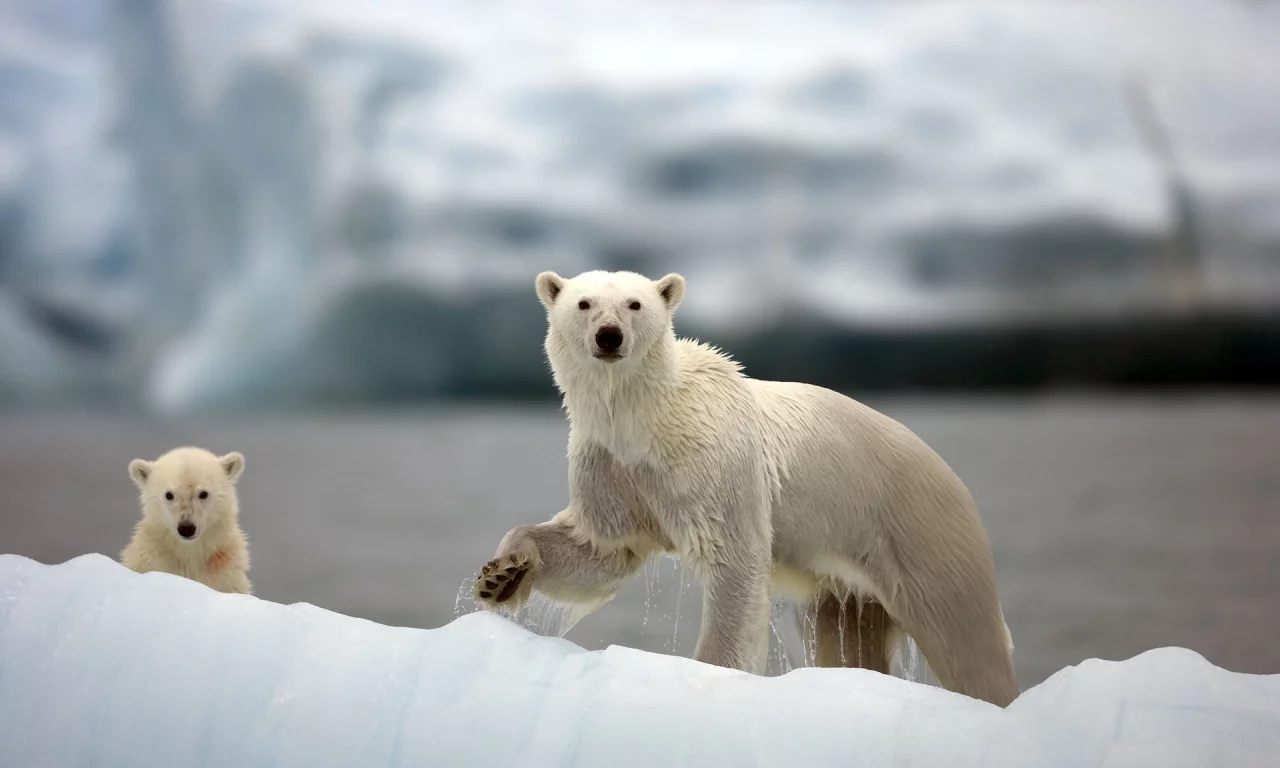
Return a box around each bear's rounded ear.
[655,273,686,311]
[128,459,153,488]
[535,271,565,310]
[219,452,245,482]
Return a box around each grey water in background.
[3,394,1278,688]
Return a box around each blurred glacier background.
[4,0,1280,408]
[2,0,1280,687]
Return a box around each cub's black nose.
[177,521,197,539]
[595,326,623,351]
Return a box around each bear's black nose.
[595,326,623,351]
[177,521,197,539]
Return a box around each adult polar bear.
[475,270,1019,707]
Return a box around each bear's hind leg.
[884,579,1019,707]
[813,592,893,674]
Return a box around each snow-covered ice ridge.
[2,0,1280,409]
[1,554,1277,767]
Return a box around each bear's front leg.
[474,516,646,610]
[693,546,773,674]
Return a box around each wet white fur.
[121,446,252,595]
[486,270,1019,706]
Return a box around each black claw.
[478,590,492,599]
[484,579,498,590]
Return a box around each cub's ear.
[219,452,245,482]
[655,273,686,311]
[128,459,153,489]
[535,271,565,310]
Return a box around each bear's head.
[128,447,245,543]
[535,270,685,373]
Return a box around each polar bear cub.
[475,269,1020,707]
[121,446,253,595]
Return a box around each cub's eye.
[629,301,641,311]
[164,491,174,501]
[578,300,590,310]
[198,490,209,500]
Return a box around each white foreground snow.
[1,554,1277,766]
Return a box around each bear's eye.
[164,491,174,501]
[629,301,641,311]
[578,300,590,310]
[198,490,209,500]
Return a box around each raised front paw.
[474,552,533,607]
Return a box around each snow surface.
[1,554,1278,767]
[2,0,1280,408]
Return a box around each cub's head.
[535,270,685,369]
[128,447,245,542]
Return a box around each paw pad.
[474,554,531,604]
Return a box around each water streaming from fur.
[767,600,787,675]
[894,637,938,686]
[641,558,655,628]
[453,573,585,638]
[458,562,939,685]
[668,556,688,654]
[767,598,812,675]
[856,596,864,669]
[511,592,591,637]
[454,574,477,618]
